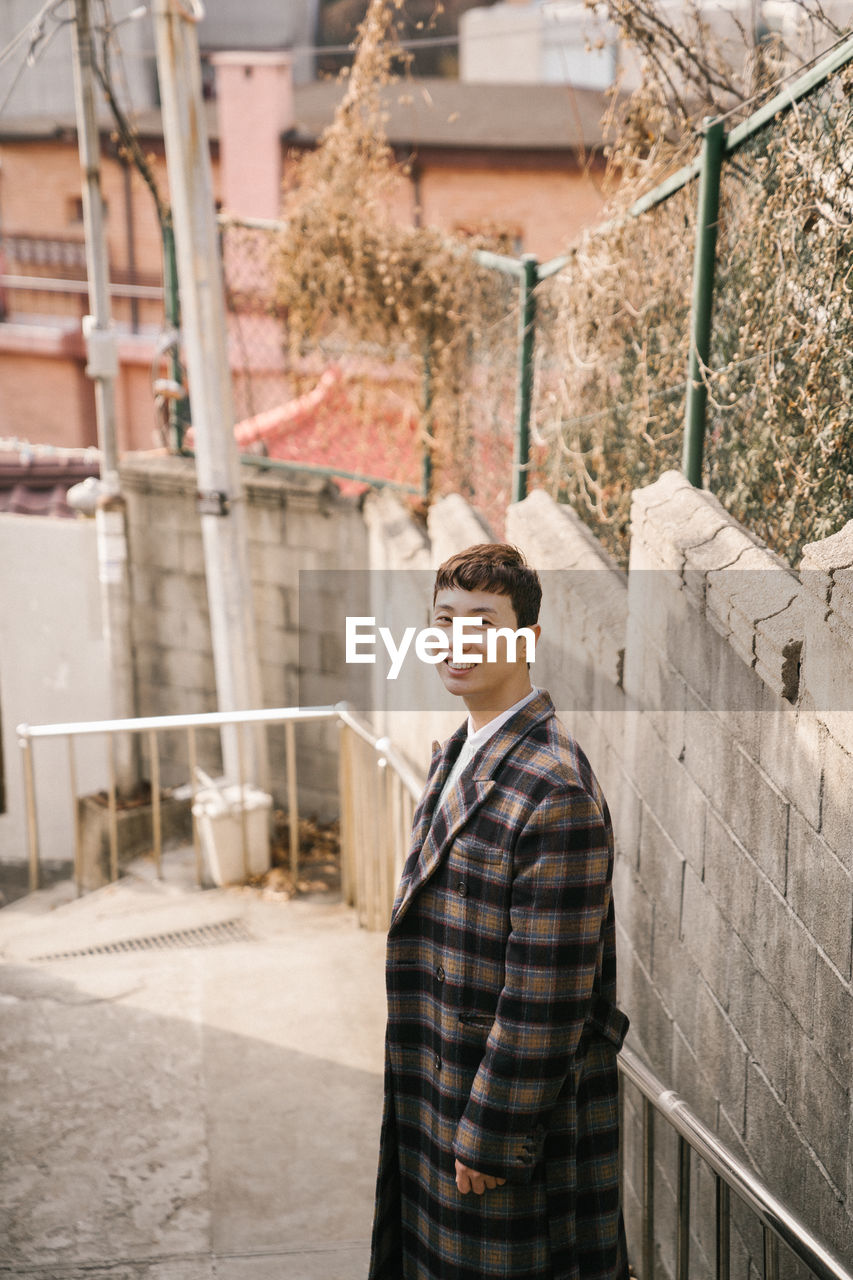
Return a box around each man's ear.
[526,623,541,671]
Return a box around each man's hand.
[454,1159,507,1195]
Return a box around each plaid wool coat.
[368,690,630,1280]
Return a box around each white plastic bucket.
[192,784,272,885]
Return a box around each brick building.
[0,54,610,454]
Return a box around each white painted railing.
[17,702,420,928]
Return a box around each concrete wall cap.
[631,469,691,509]
[507,488,625,576]
[428,494,492,568]
[801,518,853,574]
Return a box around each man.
[369,543,630,1280]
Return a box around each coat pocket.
[451,833,504,862]
[458,1011,495,1029]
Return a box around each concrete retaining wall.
[512,473,851,1276]
[370,474,852,1274]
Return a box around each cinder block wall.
[509,474,852,1278]
[121,456,367,820]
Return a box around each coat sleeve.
[452,780,613,1182]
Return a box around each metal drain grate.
[33,917,253,961]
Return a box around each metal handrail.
[16,702,419,900]
[335,704,423,802]
[18,704,339,740]
[619,1045,853,1280]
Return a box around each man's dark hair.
[433,543,542,629]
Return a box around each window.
[67,196,108,225]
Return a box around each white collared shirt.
[434,686,540,813]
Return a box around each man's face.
[431,586,539,713]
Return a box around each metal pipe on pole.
[152,0,267,788]
[71,0,138,795]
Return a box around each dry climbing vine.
[269,0,853,564]
[531,1,853,565]
[271,0,511,497]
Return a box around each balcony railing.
[0,233,164,329]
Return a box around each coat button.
[434,1054,442,1071]
[435,965,445,982]
[456,880,468,896]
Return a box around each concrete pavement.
[0,850,388,1279]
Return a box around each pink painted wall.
[212,52,295,220]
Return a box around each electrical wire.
[0,0,75,115]
[710,23,853,128]
[0,0,61,68]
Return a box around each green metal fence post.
[512,253,538,504]
[683,118,725,486]
[422,340,433,500]
[162,217,189,453]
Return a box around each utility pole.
[71,0,138,794]
[152,0,267,787]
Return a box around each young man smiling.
[369,543,630,1280]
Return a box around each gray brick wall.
[508,475,852,1276]
[120,456,367,820]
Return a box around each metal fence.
[533,32,853,566]
[620,1047,853,1280]
[219,216,522,529]
[16,703,420,928]
[219,31,853,561]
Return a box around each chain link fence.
[221,218,520,525]
[428,263,520,538]
[705,66,853,557]
[529,188,696,562]
[219,37,853,564]
[221,218,422,494]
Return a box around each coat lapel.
[409,735,459,858]
[390,727,466,919]
[390,691,555,929]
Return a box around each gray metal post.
[512,254,538,503]
[71,0,117,485]
[71,0,138,795]
[683,117,725,487]
[152,0,267,787]
[642,1095,655,1280]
